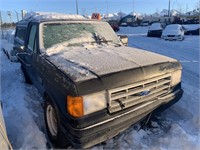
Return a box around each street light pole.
[7,11,12,27]
[133,0,134,16]
[76,0,79,15]
[132,0,135,25]
[168,0,171,17]
[14,10,19,22]
[106,0,108,20]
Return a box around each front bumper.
[162,36,183,40]
[61,87,183,148]
[147,30,162,37]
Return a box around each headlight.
[67,91,107,117]
[83,92,107,115]
[171,70,182,86]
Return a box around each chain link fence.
[0,10,24,29]
[0,10,25,38]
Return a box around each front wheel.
[44,97,70,148]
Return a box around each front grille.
[168,35,175,37]
[107,74,171,113]
[152,30,162,33]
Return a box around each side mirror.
[118,35,128,46]
[14,45,25,52]
[16,53,31,67]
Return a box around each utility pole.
[132,0,135,25]
[76,0,79,15]
[133,0,135,16]
[168,0,171,17]
[106,0,108,20]
[7,11,12,27]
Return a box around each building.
[119,12,142,26]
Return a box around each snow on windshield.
[165,24,181,30]
[42,21,121,49]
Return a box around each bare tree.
[178,4,184,14]
[195,0,200,12]
[156,8,160,17]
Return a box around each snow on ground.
[0,42,47,149]
[0,26,200,149]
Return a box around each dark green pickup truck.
[14,12,183,148]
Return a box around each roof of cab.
[17,12,86,27]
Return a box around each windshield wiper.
[93,32,121,46]
[94,32,114,44]
[93,32,104,44]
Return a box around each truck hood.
[46,45,181,95]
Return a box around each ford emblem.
[139,90,150,96]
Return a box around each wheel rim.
[46,105,58,136]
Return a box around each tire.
[44,97,70,148]
[20,64,32,84]
[6,51,10,60]
[2,48,6,54]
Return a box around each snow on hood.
[149,23,162,31]
[162,24,182,36]
[22,12,85,21]
[162,29,182,36]
[45,45,176,82]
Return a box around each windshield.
[42,21,121,49]
[165,25,180,30]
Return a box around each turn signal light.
[67,96,84,118]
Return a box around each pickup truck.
[14,12,183,148]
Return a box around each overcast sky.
[0,0,198,19]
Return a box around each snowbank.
[0,43,47,149]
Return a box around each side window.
[28,25,37,51]
[16,27,26,41]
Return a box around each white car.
[0,101,12,150]
[161,24,185,41]
[120,22,128,27]
[1,30,17,61]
